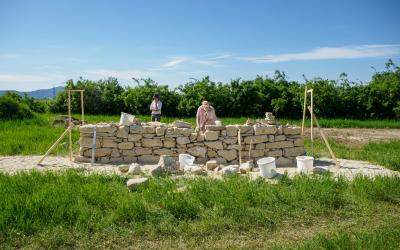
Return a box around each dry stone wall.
[77,122,305,166]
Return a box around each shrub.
[0,95,34,119]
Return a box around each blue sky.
[1,0,399,91]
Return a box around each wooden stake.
[68,89,72,161]
[301,86,307,136]
[38,125,73,165]
[310,89,314,156]
[308,106,339,167]
[248,139,253,162]
[238,130,242,169]
[80,91,85,125]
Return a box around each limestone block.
[123,156,137,162]
[154,148,174,156]
[111,148,121,157]
[102,139,118,148]
[223,137,237,144]
[197,133,205,142]
[236,125,253,134]
[217,149,237,161]
[166,127,175,135]
[220,165,238,176]
[293,138,304,147]
[138,155,159,163]
[99,157,110,164]
[226,125,238,137]
[118,142,134,150]
[135,147,152,155]
[275,135,286,141]
[187,146,207,158]
[204,141,224,150]
[283,147,305,157]
[142,126,156,134]
[277,125,283,134]
[205,131,219,141]
[255,143,265,150]
[74,155,91,163]
[127,177,148,190]
[176,136,190,145]
[243,135,269,144]
[266,149,282,157]
[221,130,227,136]
[265,141,293,149]
[80,137,99,148]
[156,126,167,136]
[116,126,129,138]
[130,124,143,134]
[158,155,179,173]
[110,157,125,164]
[253,124,277,135]
[269,135,274,142]
[275,157,293,166]
[207,150,218,158]
[93,148,112,157]
[177,148,187,154]
[251,149,264,158]
[206,160,218,170]
[143,134,155,138]
[163,140,176,148]
[142,138,162,148]
[96,124,117,134]
[171,120,192,128]
[189,133,197,142]
[174,128,194,136]
[80,125,94,133]
[128,134,142,142]
[227,144,240,150]
[122,149,136,157]
[205,125,226,131]
[196,157,208,164]
[283,126,301,135]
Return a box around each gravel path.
[0,156,398,180]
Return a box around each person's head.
[201,100,210,111]
[153,93,160,101]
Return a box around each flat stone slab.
[0,156,398,181]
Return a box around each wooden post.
[38,125,73,165]
[301,86,307,136]
[307,89,314,156]
[248,139,253,162]
[68,89,72,161]
[238,130,242,170]
[308,106,339,167]
[80,91,84,125]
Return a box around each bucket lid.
[257,157,275,165]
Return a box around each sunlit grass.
[0,171,399,248]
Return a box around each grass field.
[0,170,399,249]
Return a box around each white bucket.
[119,112,135,126]
[296,156,314,173]
[257,157,277,178]
[179,154,195,168]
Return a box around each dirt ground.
[304,128,400,146]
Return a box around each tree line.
[1,60,399,119]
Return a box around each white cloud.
[161,54,231,68]
[83,69,154,80]
[242,44,400,63]
[161,57,189,67]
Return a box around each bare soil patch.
[304,128,400,146]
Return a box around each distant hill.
[0,86,64,99]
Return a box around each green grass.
[0,171,399,249]
[305,139,400,171]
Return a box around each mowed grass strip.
[305,139,400,171]
[0,171,399,249]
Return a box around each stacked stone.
[264,112,276,125]
[77,122,305,166]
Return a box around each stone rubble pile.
[77,120,304,166]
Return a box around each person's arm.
[158,101,162,111]
[196,107,201,131]
[150,101,153,111]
